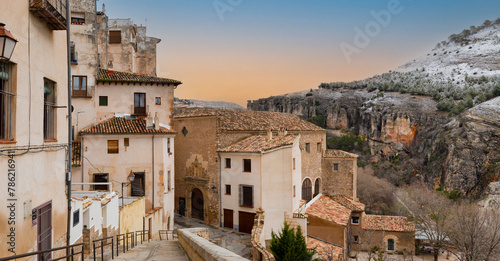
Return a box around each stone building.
[0,0,70,258]
[305,194,415,259]
[173,108,343,227]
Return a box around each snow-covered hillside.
[319,18,500,114]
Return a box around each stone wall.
[351,230,415,254]
[178,228,248,261]
[251,210,275,261]
[322,157,357,199]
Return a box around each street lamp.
[121,172,136,207]
[0,23,17,60]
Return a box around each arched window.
[314,178,321,197]
[302,178,312,202]
[387,238,395,251]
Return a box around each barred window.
[0,61,15,141]
[43,78,56,140]
[302,178,312,202]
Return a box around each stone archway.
[191,188,204,220]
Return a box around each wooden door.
[191,189,204,220]
[148,218,152,240]
[224,209,234,229]
[238,211,256,234]
[37,201,52,261]
[179,198,185,216]
[134,93,146,116]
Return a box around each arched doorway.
[314,178,321,197]
[191,188,204,220]
[302,178,312,202]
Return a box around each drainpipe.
[66,0,73,249]
[152,134,155,208]
[218,153,222,228]
[81,136,84,190]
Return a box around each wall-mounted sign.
[32,208,37,227]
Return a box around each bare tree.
[397,183,453,261]
[447,203,500,261]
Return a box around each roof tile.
[307,236,343,261]
[97,69,182,85]
[362,215,415,232]
[306,195,352,226]
[218,135,298,153]
[80,117,176,135]
[323,150,359,158]
[175,108,325,132]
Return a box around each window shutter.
[239,185,242,205]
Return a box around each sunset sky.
[101,0,500,106]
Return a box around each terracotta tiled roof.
[362,215,415,232]
[307,236,343,261]
[80,117,176,135]
[146,207,163,216]
[97,69,182,85]
[218,135,298,153]
[174,108,325,132]
[328,195,365,212]
[323,149,359,158]
[306,195,352,226]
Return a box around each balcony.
[30,0,67,30]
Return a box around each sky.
[100,0,500,106]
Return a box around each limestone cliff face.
[248,89,500,195]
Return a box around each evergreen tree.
[270,222,316,261]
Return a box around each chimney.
[146,112,153,129]
[154,112,160,131]
[278,127,287,136]
[267,129,273,140]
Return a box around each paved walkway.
[111,240,188,261]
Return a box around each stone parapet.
[251,209,275,261]
[178,228,248,261]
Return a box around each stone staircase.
[85,240,188,261]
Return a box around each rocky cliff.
[248,89,500,195]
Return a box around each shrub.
[270,222,316,261]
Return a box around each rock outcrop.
[248,89,500,195]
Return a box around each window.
[44,78,56,140]
[225,158,231,169]
[71,12,85,24]
[314,178,321,197]
[0,61,15,141]
[243,159,251,172]
[305,143,310,153]
[387,239,395,251]
[70,42,77,63]
[99,96,108,106]
[109,30,121,44]
[351,216,360,225]
[317,142,322,152]
[353,236,359,243]
[240,185,253,207]
[93,173,109,191]
[107,140,119,154]
[333,163,339,171]
[302,178,312,202]
[293,185,296,197]
[73,210,80,227]
[155,97,161,105]
[124,138,129,147]
[131,172,145,197]
[293,158,295,170]
[167,138,171,154]
[72,76,87,96]
[225,185,231,195]
[134,93,146,115]
[167,171,171,191]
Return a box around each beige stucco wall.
[79,133,175,229]
[307,215,347,248]
[0,1,69,257]
[120,198,145,234]
[145,208,163,240]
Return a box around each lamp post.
[0,23,17,60]
[121,172,136,207]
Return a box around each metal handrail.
[135,230,150,244]
[159,230,177,240]
[126,232,135,249]
[0,243,84,261]
[93,236,114,261]
[116,234,126,255]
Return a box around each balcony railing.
[30,0,67,30]
[72,141,81,166]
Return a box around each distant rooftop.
[174,108,325,132]
[323,149,359,158]
[306,195,352,226]
[362,215,415,232]
[97,69,182,85]
[79,117,176,135]
[218,135,298,153]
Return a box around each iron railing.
[0,243,84,261]
[135,230,150,244]
[159,230,178,241]
[93,236,114,261]
[29,0,67,30]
